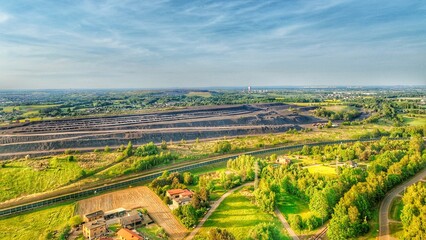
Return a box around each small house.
[120,211,142,227]
[276,156,291,165]
[166,189,193,199]
[83,210,104,222]
[82,219,107,239]
[348,161,358,168]
[104,208,127,220]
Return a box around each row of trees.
[328,136,425,239]
[400,182,426,239]
[314,107,361,121]
[297,135,422,163]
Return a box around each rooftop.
[104,207,127,216]
[167,189,185,195]
[85,210,104,218]
[83,219,106,230]
[117,228,144,240]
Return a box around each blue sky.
[0,0,425,89]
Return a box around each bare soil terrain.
[0,103,322,159]
[76,186,187,240]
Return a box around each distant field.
[185,91,212,98]
[2,104,59,113]
[198,187,289,239]
[0,203,74,240]
[306,165,337,176]
[324,105,347,111]
[403,116,426,127]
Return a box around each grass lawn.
[389,197,403,221]
[198,187,290,240]
[0,152,120,202]
[0,203,75,240]
[188,162,227,176]
[108,223,121,232]
[389,222,404,239]
[403,116,426,127]
[276,191,309,217]
[0,158,83,202]
[306,165,337,176]
[276,191,323,236]
[137,224,166,240]
[185,91,212,98]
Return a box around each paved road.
[379,168,426,240]
[186,182,254,240]
[275,207,300,240]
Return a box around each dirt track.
[77,186,187,240]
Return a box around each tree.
[409,135,424,153]
[104,145,111,153]
[301,145,311,155]
[69,215,83,227]
[161,140,168,150]
[191,193,201,209]
[309,191,329,219]
[163,195,171,205]
[183,172,193,185]
[199,187,210,203]
[135,142,159,156]
[123,141,133,157]
[288,215,303,231]
[248,222,284,240]
[400,182,426,239]
[209,228,236,240]
[156,227,167,239]
[214,141,232,153]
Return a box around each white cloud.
[0,12,10,23]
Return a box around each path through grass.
[198,187,289,239]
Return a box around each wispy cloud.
[0,12,11,23]
[0,0,425,89]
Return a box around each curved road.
[186,182,254,240]
[379,168,426,240]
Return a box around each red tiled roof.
[167,189,185,195]
[117,228,144,240]
[180,190,193,197]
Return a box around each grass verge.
[197,187,290,240]
[0,202,75,240]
